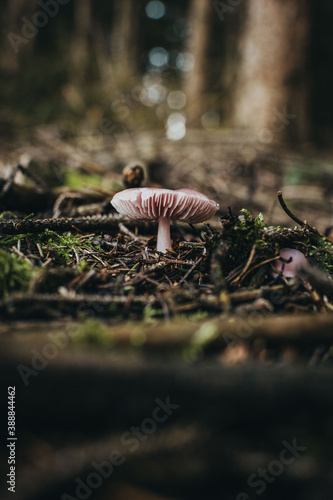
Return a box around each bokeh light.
[140,85,166,106]
[166,112,186,141]
[176,52,195,72]
[145,1,166,20]
[167,90,186,110]
[149,47,169,68]
[173,19,192,38]
[201,111,220,130]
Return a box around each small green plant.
[143,303,164,323]
[0,249,33,299]
[227,210,267,267]
[0,211,17,220]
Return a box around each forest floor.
[1,128,333,499]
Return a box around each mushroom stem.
[156,217,172,253]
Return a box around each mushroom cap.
[111,187,219,223]
[272,248,309,278]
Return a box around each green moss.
[0,249,33,299]
[1,230,92,263]
[185,309,209,321]
[64,171,103,190]
[228,210,267,266]
[306,233,333,272]
[223,209,333,277]
[42,230,89,261]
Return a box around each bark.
[110,0,138,83]
[1,0,38,73]
[0,214,150,234]
[70,0,92,83]
[183,0,213,124]
[233,0,310,144]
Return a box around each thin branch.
[277,190,306,227]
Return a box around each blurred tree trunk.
[1,0,38,74]
[233,0,309,144]
[70,0,92,84]
[110,0,139,83]
[184,0,213,125]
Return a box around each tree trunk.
[1,0,38,74]
[110,0,138,83]
[233,0,310,144]
[183,0,213,125]
[70,0,92,84]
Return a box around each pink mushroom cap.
[111,187,219,253]
[272,248,309,278]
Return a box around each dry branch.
[0,214,143,234]
[2,313,333,350]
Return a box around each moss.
[64,171,103,190]
[0,234,24,248]
[40,230,90,262]
[185,309,209,321]
[1,230,92,263]
[0,249,33,299]
[222,209,333,278]
[64,170,122,193]
[306,233,333,272]
[225,210,268,268]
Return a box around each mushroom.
[122,164,144,188]
[111,187,219,253]
[272,248,309,278]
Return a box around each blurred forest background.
[0,0,333,227]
